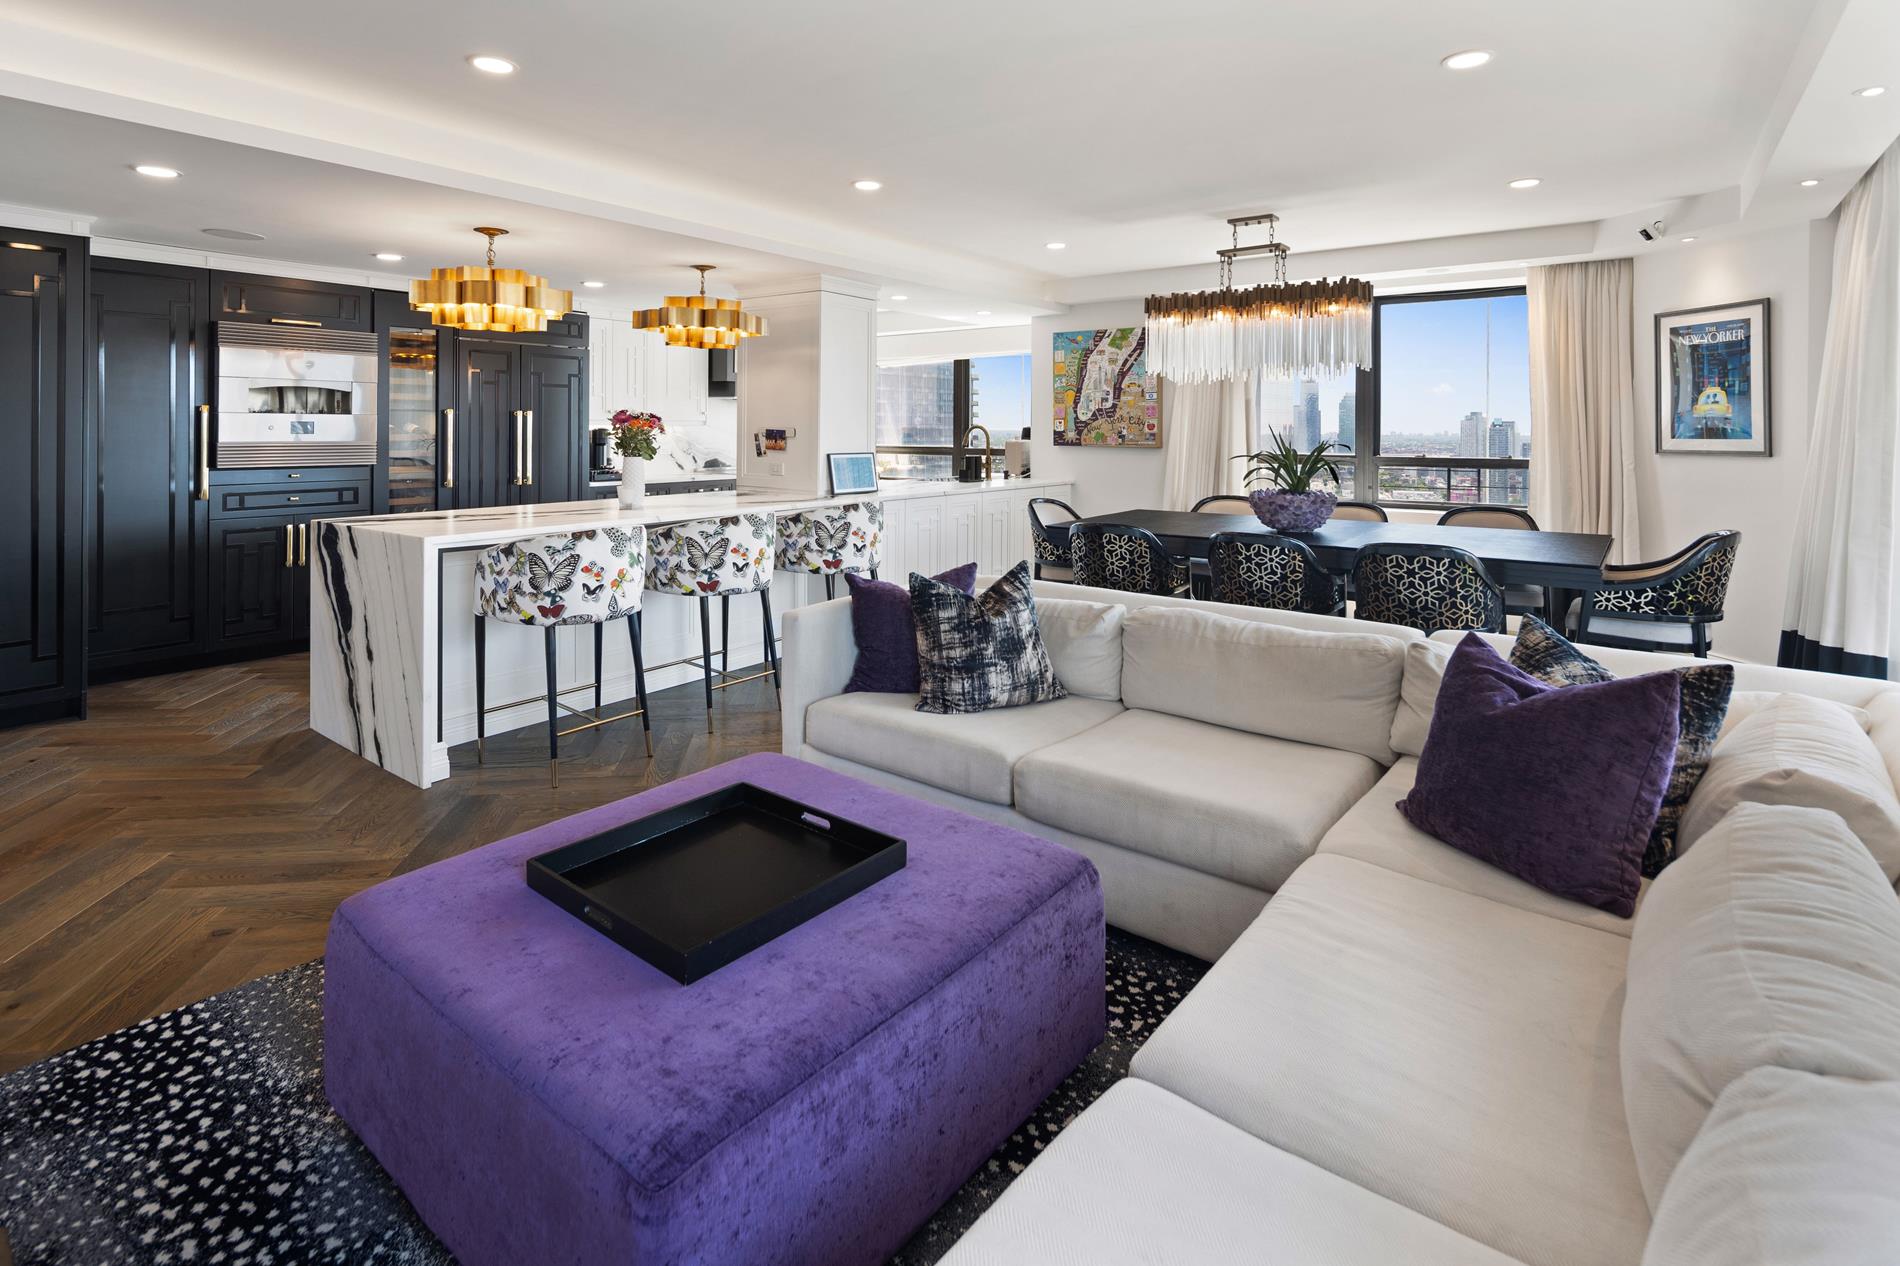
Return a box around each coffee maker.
[589,427,613,475]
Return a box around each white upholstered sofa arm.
[779,598,860,754]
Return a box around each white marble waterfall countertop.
[321,477,1072,549]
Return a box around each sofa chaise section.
[937,1079,1525,1266]
[1130,854,1649,1266]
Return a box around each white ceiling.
[0,0,1893,320]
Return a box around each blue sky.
[1379,293,1530,435]
[972,353,1032,439]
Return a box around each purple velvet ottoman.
[323,752,1104,1266]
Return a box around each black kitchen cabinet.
[0,231,87,725]
[373,290,447,515]
[709,347,737,398]
[450,330,588,508]
[87,260,210,676]
[212,271,371,330]
[210,510,310,646]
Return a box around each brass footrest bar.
[480,679,611,717]
[647,653,778,692]
[556,705,649,739]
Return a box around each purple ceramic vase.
[1250,488,1337,534]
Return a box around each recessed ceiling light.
[468,54,516,75]
[583,280,606,288]
[976,310,992,316]
[133,164,181,179]
[374,252,404,262]
[1441,50,1492,71]
[1854,86,1886,98]
[889,294,909,301]
[202,227,266,241]
[1800,178,1821,187]
[1680,236,1698,243]
[1045,241,1067,251]
[1507,177,1541,189]
[852,179,882,192]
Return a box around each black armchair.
[1028,497,1080,582]
[1351,542,1506,635]
[1207,531,1339,615]
[1069,522,1191,596]
[1571,530,1740,657]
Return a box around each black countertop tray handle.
[526,782,906,984]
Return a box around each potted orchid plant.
[609,409,665,508]
[1236,432,1343,533]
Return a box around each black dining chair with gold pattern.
[1188,494,1256,594]
[1207,531,1339,615]
[1069,522,1191,596]
[1570,530,1740,657]
[1437,505,1545,616]
[1351,542,1505,635]
[1029,497,1080,582]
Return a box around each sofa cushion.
[804,691,1122,805]
[911,562,1065,714]
[938,1078,1525,1266]
[1677,693,1900,882]
[1120,605,1407,763]
[1032,597,1125,702]
[1622,802,1900,1212]
[842,563,977,694]
[1132,854,1646,1266]
[1319,757,1648,936]
[1398,634,1678,918]
[1641,1066,1900,1266]
[1014,709,1384,892]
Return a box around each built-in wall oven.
[215,322,379,467]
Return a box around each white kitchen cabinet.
[942,494,981,574]
[877,497,912,580]
[588,319,645,424]
[978,489,1032,573]
[906,498,947,576]
[655,344,709,425]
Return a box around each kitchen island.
[308,477,1072,786]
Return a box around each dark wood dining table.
[1074,509,1614,623]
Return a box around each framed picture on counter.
[1655,298,1771,455]
[827,451,879,495]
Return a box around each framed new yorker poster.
[1654,298,1771,455]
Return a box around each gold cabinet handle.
[523,409,534,486]
[512,411,525,486]
[299,522,308,567]
[196,405,211,501]
[285,524,295,567]
[442,408,455,488]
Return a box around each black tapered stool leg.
[473,615,487,764]
[628,610,652,757]
[593,622,604,715]
[721,594,731,677]
[544,626,560,787]
[760,589,781,705]
[870,565,879,580]
[697,596,715,728]
[824,573,836,601]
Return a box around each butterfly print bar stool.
[473,527,652,787]
[644,513,779,730]
[775,500,882,600]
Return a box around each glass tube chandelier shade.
[1145,215,1373,385]
[631,265,768,349]
[409,227,573,334]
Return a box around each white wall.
[1029,300,1169,515]
[1629,220,1836,663]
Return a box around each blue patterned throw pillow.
[1510,616,1733,876]
[910,562,1066,714]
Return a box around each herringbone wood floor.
[0,654,781,1074]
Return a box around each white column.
[735,275,879,496]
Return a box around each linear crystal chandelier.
[631,265,768,349]
[1144,214,1373,384]
[409,227,573,334]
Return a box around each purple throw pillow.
[1397,634,1681,917]
[843,563,979,693]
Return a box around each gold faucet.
[964,424,993,481]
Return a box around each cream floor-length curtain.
[1780,140,1899,678]
[1527,259,1643,562]
[1160,374,1256,511]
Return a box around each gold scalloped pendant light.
[409,227,573,334]
[631,265,768,349]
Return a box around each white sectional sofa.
[780,582,1900,1265]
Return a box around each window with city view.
[874,353,1028,480]
[1256,287,1531,508]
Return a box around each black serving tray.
[526,782,906,984]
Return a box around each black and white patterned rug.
[0,930,1206,1266]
